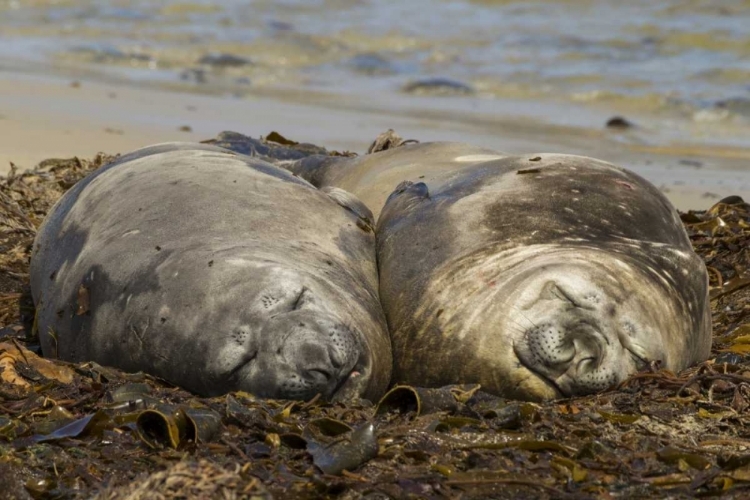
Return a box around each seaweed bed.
[0,132,749,500]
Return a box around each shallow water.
[2,0,750,152]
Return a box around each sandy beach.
[2,71,749,211]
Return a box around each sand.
[1,71,748,211]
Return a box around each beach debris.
[305,419,379,475]
[136,405,221,449]
[375,384,480,416]
[367,129,418,154]
[0,340,75,389]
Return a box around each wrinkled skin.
[289,144,712,400]
[30,143,391,401]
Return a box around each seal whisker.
[510,306,539,329]
[506,319,530,335]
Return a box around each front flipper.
[376,181,430,232]
[322,186,375,232]
[387,180,430,210]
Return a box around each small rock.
[605,116,634,129]
[349,53,397,75]
[678,159,703,168]
[403,77,474,96]
[198,53,253,68]
[180,68,207,84]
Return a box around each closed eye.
[617,330,651,369]
[544,282,596,310]
[292,286,308,311]
[227,350,258,382]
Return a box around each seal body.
[294,143,712,400]
[30,143,391,401]
[378,153,712,399]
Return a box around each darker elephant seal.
[30,143,391,401]
[286,143,712,400]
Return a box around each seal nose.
[276,318,361,399]
[525,322,618,395]
[294,341,335,384]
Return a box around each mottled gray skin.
[293,144,712,400]
[30,143,391,401]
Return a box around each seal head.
[207,266,369,400]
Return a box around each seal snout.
[522,321,620,396]
[275,314,362,400]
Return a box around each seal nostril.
[328,343,344,370]
[576,356,597,373]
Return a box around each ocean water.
[1,0,750,153]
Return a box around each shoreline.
[1,70,748,211]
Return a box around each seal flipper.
[377,181,430,232]
[322,186,375,232]
[385,180,430,211]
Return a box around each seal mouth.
[225,337,370,401]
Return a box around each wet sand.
[1,72,748,211]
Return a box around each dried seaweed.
[0,136,749,499]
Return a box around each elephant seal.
[288,143,712,400]
[30,143,391,401]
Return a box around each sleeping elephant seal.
[30,143,391,401]
[290,143,712,400]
